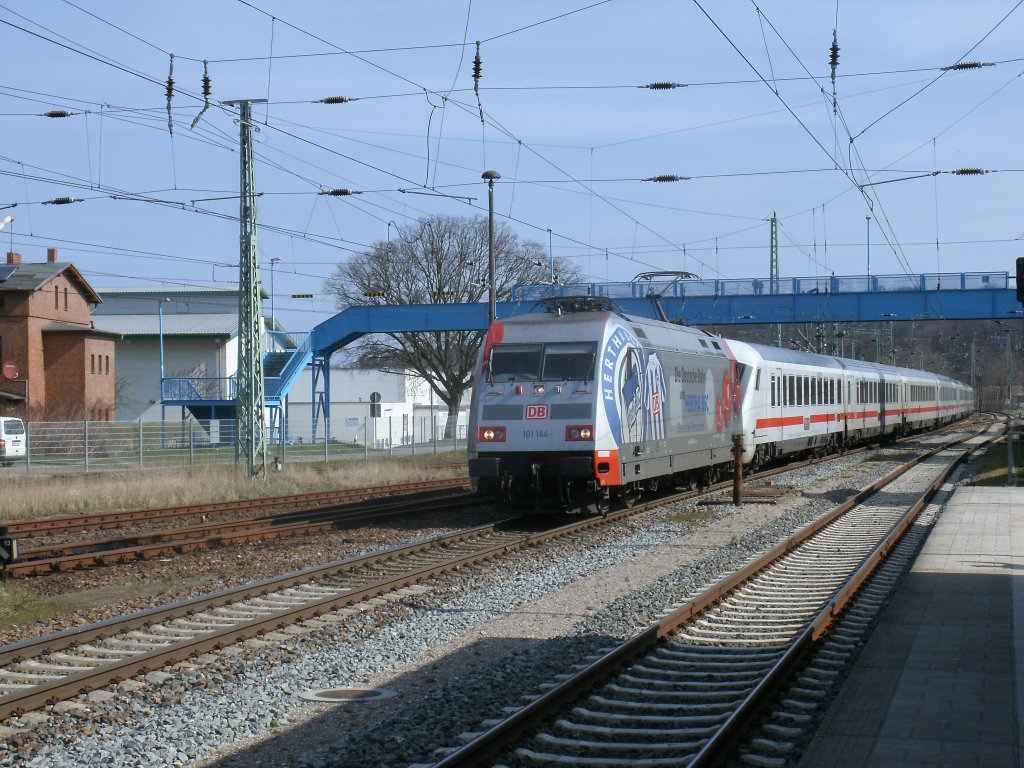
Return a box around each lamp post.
[546,227,553,282]
[865,214,871,282]
[482,170,500,324]
[158,297,170,446]
[269,257,281,332]
[387,220,397,243]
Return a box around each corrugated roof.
[91,314,238,337]
[0,262,102,303]
[97,286,268,299]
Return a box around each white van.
[0,417,26,466]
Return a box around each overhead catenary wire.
[2,2,1020,300]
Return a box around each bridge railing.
[161,376,236,401]
[512,271,1011,301]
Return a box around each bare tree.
[324,214,579,438]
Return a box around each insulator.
[43,197,80,205]
[319,96,354,104]
[943,61,992,71]
[320,188,360,196]
[643,175,687,182]
[952,167,985,175]
[473,41,482,81]
[643,82,683,90]
[41,110,73,118]
[201,60,212,99]
[829,40,840,68]
[165,75,174,100]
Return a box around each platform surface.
[797,486,1024,767]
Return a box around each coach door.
[879,375,887,433]
[775,368,787,444]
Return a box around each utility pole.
[225,99,267,479]
[770,212,781,347]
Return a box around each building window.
[63,286,68,311]
[105,355,110,375]
[55,287,59,309]
[90,354,95,374]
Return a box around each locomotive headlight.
[565,425,594,441]
[478,427,506,443]
[533,384,545,394]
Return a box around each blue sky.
[1,1,1022,331]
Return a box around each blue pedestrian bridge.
[160,270,1022,435]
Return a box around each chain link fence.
[0,418,465,475]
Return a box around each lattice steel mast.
[225,99,267,478]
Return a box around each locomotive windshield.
[489,344,543,381]
[488,342,596,382]
[542,342,596,381]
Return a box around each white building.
[91,288,239,422]
[283,367,468,448]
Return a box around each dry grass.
[0,452,467,521]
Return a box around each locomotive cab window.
[489,344,543,382]
[541,342,597,381]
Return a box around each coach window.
[770,375,776,407]
[541,342,597,381]
[754,369,761,391]
[788,375,795,406]
[811,378,817,405]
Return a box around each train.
[467,297,974,513]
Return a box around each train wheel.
[594,488,611,516]
[560,480,578,511]
[621,484,638,509]
[647,478,659,493]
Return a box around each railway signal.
[1016,257,1024,304]
[0,525,18,579]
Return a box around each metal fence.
[0,418,466,475]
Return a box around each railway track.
[2,478,472,577]
[3,476,470,538]
[0,421,988,727]
[429,420,1003,767]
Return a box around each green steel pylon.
[226,99,267,479]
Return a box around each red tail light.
[477,426,506,443]
[565,425,593,441]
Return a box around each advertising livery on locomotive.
[467,298,973,513]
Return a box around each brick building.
[0,248,117,420]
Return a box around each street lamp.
[865,214,871,281]
[482,170,500,324]
[269,257,281,332]
[546,227,553,282]
[387,220,397,243]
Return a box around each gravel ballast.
[0,445,959,767]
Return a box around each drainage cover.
[299,687,395,703]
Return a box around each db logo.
[525,404,549,420]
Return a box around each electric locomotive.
[468,298,753,513]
